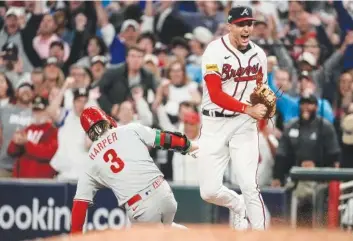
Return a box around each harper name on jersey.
[75,124,162,206]
[201,34,268,115]
[89,132,118,160]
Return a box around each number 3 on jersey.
[103,149,125,173]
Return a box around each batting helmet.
[80,106,117,133]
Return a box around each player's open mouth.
[240,35,249,43]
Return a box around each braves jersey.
[201,34,268,115]
[74,123,163,206]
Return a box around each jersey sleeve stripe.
[203,71,221,79]
[155,129,161,147]
[73,198,92,203]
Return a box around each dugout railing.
[289,167,353,230]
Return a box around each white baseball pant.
[198,113,266,230]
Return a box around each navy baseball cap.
[17,82,34,91]
[299,93,318,105]
[73,88,89,100]
[32,96,49,110]
[228,6,256,24]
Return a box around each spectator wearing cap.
[172,111,200,184]
[0,42,30,88]
[111,19,141,64]
[296,45,348,101]
[8,96,58,178]
[98,45,156,115]
[340,114,353,168]
[273,94,340,187]
[185,26,213,66]
[143,54,161,83]
[95,0,140,65]
[0,72,15,107]
[0,82,34,177]
[272,93,340,226]
[268,70,334,123]
[140,1,190,45]
[75,36,108,68]
[48,77,90,181]
[0,5,42,72]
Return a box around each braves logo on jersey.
[221,63,262,83]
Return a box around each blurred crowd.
[0,0,352,197]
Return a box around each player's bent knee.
[200,186,220,202]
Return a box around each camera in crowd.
[0,42,19,71]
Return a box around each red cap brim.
[231,17,256,24]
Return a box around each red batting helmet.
[80,106,117,133]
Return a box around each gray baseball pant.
[125,178,178,225]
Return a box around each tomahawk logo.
[240,9,249,16]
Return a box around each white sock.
[171,222,188,229]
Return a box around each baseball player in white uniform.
[198,6,268,230]
[70,107,197,233]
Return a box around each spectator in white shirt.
[48,77,89,181]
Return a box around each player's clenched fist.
[244,104,268,120]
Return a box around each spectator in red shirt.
[8,96,58,178]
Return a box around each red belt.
[126,177,164,207]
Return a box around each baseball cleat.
[229,196,249,230]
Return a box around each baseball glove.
[249,84,277,119]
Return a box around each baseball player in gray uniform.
[70,107,197,233]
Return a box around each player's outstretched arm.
[154,130,196,155]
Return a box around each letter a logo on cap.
[241,9,249,16]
